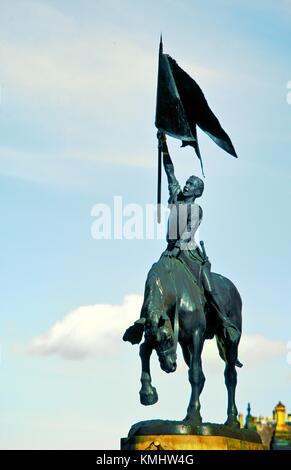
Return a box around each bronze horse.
[123,253,242,427]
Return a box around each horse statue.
[123,253,242,427]
[123,134,242,428]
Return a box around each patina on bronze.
[122,40,264,448]
[124,136,242,427]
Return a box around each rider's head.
[183,175,204,200]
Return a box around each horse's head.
[156,318,177,373]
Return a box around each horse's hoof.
[183,415,202,426]
[139,387,158,406]
[224,417,240,428]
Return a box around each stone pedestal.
[120,420,268,451]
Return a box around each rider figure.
[160,132,239,342]
[123,133,240,344]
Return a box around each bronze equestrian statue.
[123,133,242,427]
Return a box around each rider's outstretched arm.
[158,135,181,202]
[162,140,178,186]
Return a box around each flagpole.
[156,35,163,224]
[157,138,162,223]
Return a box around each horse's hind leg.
[224,340,240,427]
[139,341,158,406]
[184,326,206,425]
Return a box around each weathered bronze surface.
[121,42,259,447]
[123,137,243,428]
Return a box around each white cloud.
[0,2,159,182]
[0,0,221,113]
[201,334,286,372]
[26,294,142,359]
[1,0,264,190]
[239,334,286,363]
[0,25,155,112]
[0,0,284,188]
[0,145,155,189]
[26,294,287,366]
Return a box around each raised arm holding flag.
[155,35,237,221]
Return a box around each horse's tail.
[215,335,243,368]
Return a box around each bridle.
[156,306,179,359]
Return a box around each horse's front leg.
[184,327,205,425]
[224,340,240,427]
[139,341,158,406]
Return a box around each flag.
[155,37,237,174]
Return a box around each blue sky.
[0,0,291,449]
